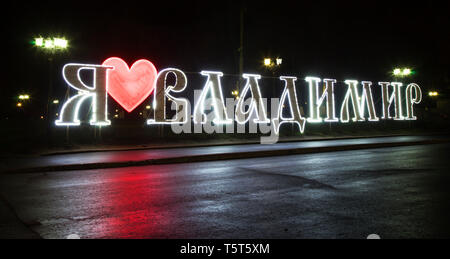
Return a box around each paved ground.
[0,135,442,173]
[1,143,449,239]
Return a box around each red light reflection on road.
[90,166,183,238]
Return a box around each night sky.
[3,0,450,117]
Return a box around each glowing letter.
[56,64,112,126]
[235,74,270,124]
[193,71,232,124]
[379,82,403,120]
[272,76,306,134]
[147,68,188,124]
[340,80,378,122]
[360,81,379,121]
[340,80,363,122]
[305,77,338,122]
[405,83,422,120]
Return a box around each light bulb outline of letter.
[340,80,378,122]
[235,74,270,124]
[379,82,404,120]
[390,82,404,120]
[360,81,379,121]
[55,63,112,126]
[405,83,422,120]
[193,71,233,124]
[305,77,339,123]
[147,68,189,125]
[379,82,391,119]
[272,76,306,135]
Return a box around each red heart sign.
[103,57,157,113]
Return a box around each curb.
[3,138,449,174]
[41,132,447,156]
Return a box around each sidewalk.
[40,133,423,156]
[1,135,449,174]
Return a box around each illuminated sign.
[56,58,423,136]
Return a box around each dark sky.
[3,0,450,116]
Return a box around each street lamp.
[33,35,70,146]
[428,91,439,97]
[264,56,283,101]
[276,58,282,66]
[393,67,414,77]
[264,57,282,69]
[393,68,402,76]
[231,90,240,99]
[402,68,412,76]
[32,36,69,112]
[19,94,30,100]
[34,37,68,51]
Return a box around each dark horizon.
[3,0,450,117]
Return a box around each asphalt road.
[0,135,441,172]
[1,143,450,238]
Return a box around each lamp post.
[392,67,414,128]
[33,37,68,116]
[17,94,31,110]
[263,57,283,131]
[33,36,69,146]
[263,57,282,100]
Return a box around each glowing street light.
[402,68,412,76]
[44,39,54,49]
[17,102,22,107]
[19,94,30,100]
[393,68,402,76]
[34,37,68,50]
[264,57,282,68]
[428,91,439,97]
[53,99,59,104]
[393,67,413,77]
[53,38,68,48]
[35,38,44,47]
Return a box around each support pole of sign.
[46,57,54,148]
[66,126,69,146]
[64,88,70,146]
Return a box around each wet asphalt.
[1,143,450,238]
